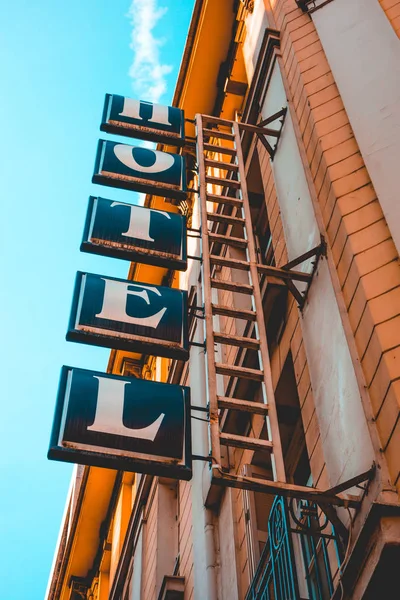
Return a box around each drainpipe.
[188,195,219,600]
[204,516,218,600]
[190,338,219,600]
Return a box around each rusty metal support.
[195,113,222,471]
[233,120,286,483]
[207,464,376,510]
[275,235,327,308]
[240,106,287,159]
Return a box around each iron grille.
[245,496,340,600]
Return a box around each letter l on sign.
[87,376,165,441]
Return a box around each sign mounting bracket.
[239,107,287,159]
[207,463,376,511]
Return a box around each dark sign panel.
[92,140,187,201]
[101,94,185,146]
[81,196,187,271]
[67,272,189,360]
[48,366,192,480]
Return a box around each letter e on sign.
[66,272,189,360]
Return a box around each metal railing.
[246,496,340,600]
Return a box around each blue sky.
[0,1,193,597]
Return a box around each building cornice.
[172,0,205,108]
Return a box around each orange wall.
[380,0,400,37]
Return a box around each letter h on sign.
[67,272,189,360]
[101,94,185,146]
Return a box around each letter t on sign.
[109,202,171,242]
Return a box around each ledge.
[332,502,400,599]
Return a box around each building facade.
[46,1,400,599]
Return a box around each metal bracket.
[187,254,202,262]
[280,235,326,309]
[189,341,206,348]
[239,107,287,159]
[207,463,376,511]
[193,454,213,462]
[191,405,209,413]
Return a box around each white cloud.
[127,0,173,104]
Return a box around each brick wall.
[264,0,400,491]
[179,481,194,599]
[379,0,400,37]
[142,486,158,600]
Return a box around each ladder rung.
[212,304,256,321]
[220,432,273,452]
[214,332,260,350]
[215,363,264,381]
[205,158,238,172]
[217,396,269,414]
[210,279,253,295]
[203,128,234,141]
[206,213,245,226]
[210,255,250,271]
[202,115,235,127]
[209,233,248,249]
[207,194,243,208]
[206,176,241,189]
[257,263,313,283]
[204,143,237,156]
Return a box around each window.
[245,355,341,599]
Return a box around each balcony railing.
[245,496,341,600]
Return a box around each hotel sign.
[101,94,185,146]
[48,366,192,480]
[92,140,187,201]
[48,95,193,481]
[67,272,189,360]
[81,196,187,270]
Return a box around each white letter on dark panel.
[95,279,167,328]
[110,202,171,242]
[87,376,164,440]
[118,98,172,127]
[113,145,175,174]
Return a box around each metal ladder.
[194,112,375,512]
[195,113,286,485]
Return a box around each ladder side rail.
[196,113,223,468]
[232,120,286,483]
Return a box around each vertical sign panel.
[92,140,187,201]
[81,197,187,270]
[67,272,189,360]
[101,94,185,145]
[49,366,192,480]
